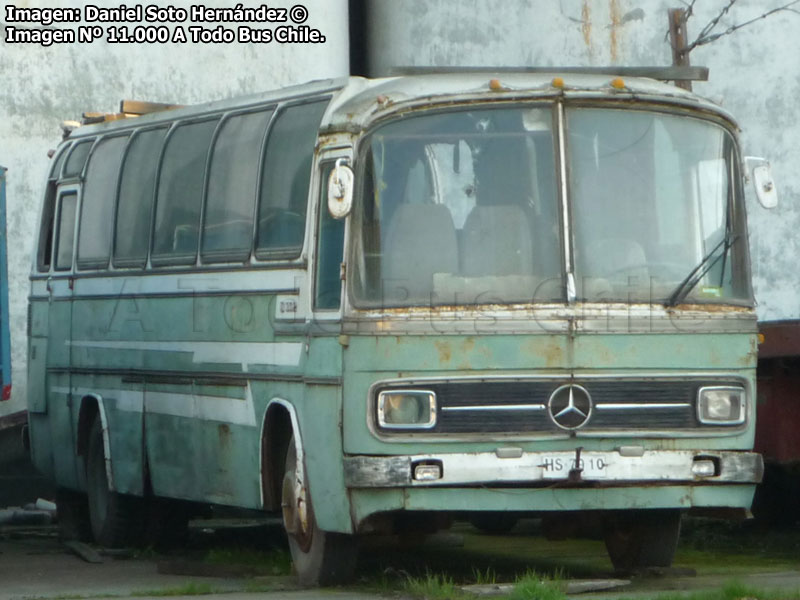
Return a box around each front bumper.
[344,449,763,487]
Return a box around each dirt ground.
[2,517,800,600]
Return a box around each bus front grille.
[375,379,744,434]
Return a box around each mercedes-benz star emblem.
[547,384,593,430]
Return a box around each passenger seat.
[461,205,533,276]
[383,204,458,304]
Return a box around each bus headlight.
[377,390,437,429]
[697,386,746,425]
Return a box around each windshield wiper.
[664,232,738,307]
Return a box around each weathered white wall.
[0,0,349,415]
[367,0,800,321]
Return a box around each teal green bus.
[29,73,762,584]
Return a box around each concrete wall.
[0,0,350,417]
[366,0,800,321]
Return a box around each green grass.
[403,572,472,600]
[472,566,498,585]
[623,580,800,600]
[130,582,218,597]
[397,569,567,600]
[507,570,566,600]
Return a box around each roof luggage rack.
[78,99,183,126]
[390,66,709,82]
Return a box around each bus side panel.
[94,376,145,496]
[68,289,292,509]
[48,371,80,489]
[27,414,55,480]
[144,380,265,507]
[27,299,50,414]
[296,336,351,533]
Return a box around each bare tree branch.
[680,0,800,55]
[691,0,737,48]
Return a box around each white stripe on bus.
[67,340,303,370]
[51,383,257,427]
[64,269,305,297]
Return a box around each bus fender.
[76,394,115,492]
[260,398,303,510]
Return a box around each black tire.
[469,513,518,534]
[56,487,92,542]
[282,437,357,586]
[85,417,139,547]
[603,509,682,572]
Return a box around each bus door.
[47,184,80,486]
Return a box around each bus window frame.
[52,185,81,273]
[40,94,333,278]
[198,105,276,266]
[110,125,169,271]
[62,138,96,181]
[253,97,330,263]
[311,152,351,318]
[36,144,71,273]
[149,116,220,269]
[76,132,132,272]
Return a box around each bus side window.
[54,192,77,271]
[77,135,129,269]
[255,100,328,259]
[63,140,93,178]
[37,188,57,272]
[114,128,167,268]
[36,145,71,271]
[314,163,345,310]
[152,119,218,266]
[202,109,273,263]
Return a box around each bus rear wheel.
[281,437,356,586]
[85,417,139,547]
[603,509,681,572]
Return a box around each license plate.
[540,455,608,479]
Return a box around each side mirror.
[745,156,778,209]
[328,159,354,219]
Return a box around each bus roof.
[324,72,736,133]
[64,72,736,141]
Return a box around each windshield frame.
[564,101,753,307]
[345,99,754,313]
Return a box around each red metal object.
[1,384,9,401]
[756,321,800,463]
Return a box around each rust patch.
[669,303,752,313]
[543,342,564,368]
[218,423,231,448]
[434,340,451,364]
[742,335,759,367]
[581,0,592,47]
[609,0,620,62]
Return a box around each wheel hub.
[281,468,313,551]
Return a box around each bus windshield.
[351,105,750,308]
[568,108,749,304]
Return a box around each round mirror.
[328,159,354,219]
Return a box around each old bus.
[29,72,765,584]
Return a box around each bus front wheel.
[281,437,356,586]
[86,417,138,547]
[603,509,681,572]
